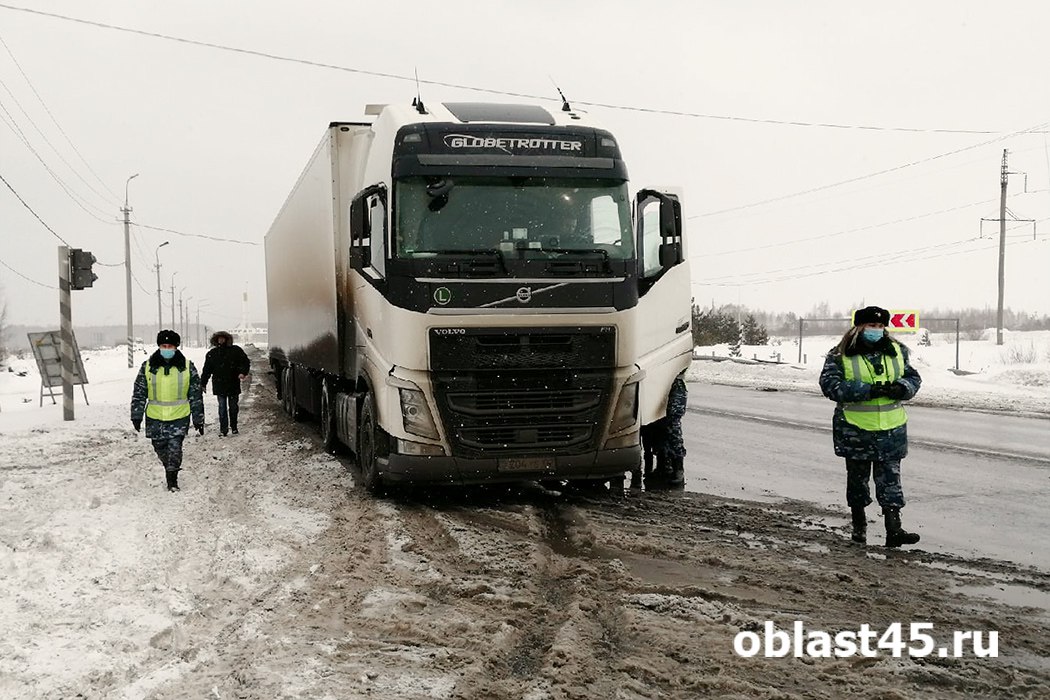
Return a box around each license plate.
[498,457,551,472]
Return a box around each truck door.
[634,190,692,425]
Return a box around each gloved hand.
[132,419,142,432]
[195,423,205,435]
[884,382,910,400]
[868,383,890,399]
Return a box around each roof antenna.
[549,76,572,112]
[412,68,427,114]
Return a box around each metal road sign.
[27,331,90,405]
[887,311,920,332]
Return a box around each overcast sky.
[2,0,1049,331]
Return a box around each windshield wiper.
[539,247,612,273]
[415,249,507,273]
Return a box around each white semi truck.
[264,100,691,492]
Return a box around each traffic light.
[69,248,97,290]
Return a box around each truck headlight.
[610,382,638,433]
[399,387,439,440]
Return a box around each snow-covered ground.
[1,334,1048,698]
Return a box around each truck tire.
[319,378,337,453]
[357,393,382,494]
[281,367,292,415]
[283,367,300,421]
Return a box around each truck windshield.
[394,176,634,260]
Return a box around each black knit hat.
[157,329,181,347]
[853,306,890,326]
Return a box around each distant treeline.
[691,301,1050,346]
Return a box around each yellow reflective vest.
[841,341,907,431]
[144,365,191,421]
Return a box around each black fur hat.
[157,329,181,346]
[853,306,890,326]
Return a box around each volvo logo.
[515,287,532,304]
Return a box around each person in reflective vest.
[819,306,922,548]
[130,330,206,492]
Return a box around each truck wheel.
[284,367,301,421]
[319,379,337,452]
[357,393,382,494]
[281,367,293,416]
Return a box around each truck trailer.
[264,100,692,492]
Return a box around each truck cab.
[265,101,692,492]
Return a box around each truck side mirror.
[660,195,682,240]
[349,192,372,269]
[658,241,682,267]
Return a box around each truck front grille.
[429,327,616,458]
[446,390,601,416]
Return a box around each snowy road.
[683,383,1050,572]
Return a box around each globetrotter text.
[733,621,998,659]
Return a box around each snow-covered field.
[689,328,1050,417]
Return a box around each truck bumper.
[378,445,641,486]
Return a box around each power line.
[0,2,1034,137]
[694,234,1047,288]
[0,35,119,208]
[0,96,117,223]
[0,169,69,245]
[700,237,982,284]
[692,198,998,258]
[692,120,1050,219]
[133,221,258,245]
[0,254,54,288]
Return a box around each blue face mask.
[861,329,884,343]
[159,348,176,359]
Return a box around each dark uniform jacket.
[819,336,921,461]
[200,343,251,396]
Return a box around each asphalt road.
[680,383,1050,572]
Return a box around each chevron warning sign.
[887,310,919,332]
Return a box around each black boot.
[166,470,180,493]
[883,508,919,548]
[649,452,671,480]
[666,455,685,488]
[629,466,643,490]
[850,506,867,543]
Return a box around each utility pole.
[170,272,178,330]
[154,241,169,339]
[184,296,193,345]
[980,150,1032,345]
[58,246,74,420]
[178,287,188,340]
[123,173,138,367]
[997,150,1007,346]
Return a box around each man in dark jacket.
[130,330,205,492]
[200,331,251,436]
